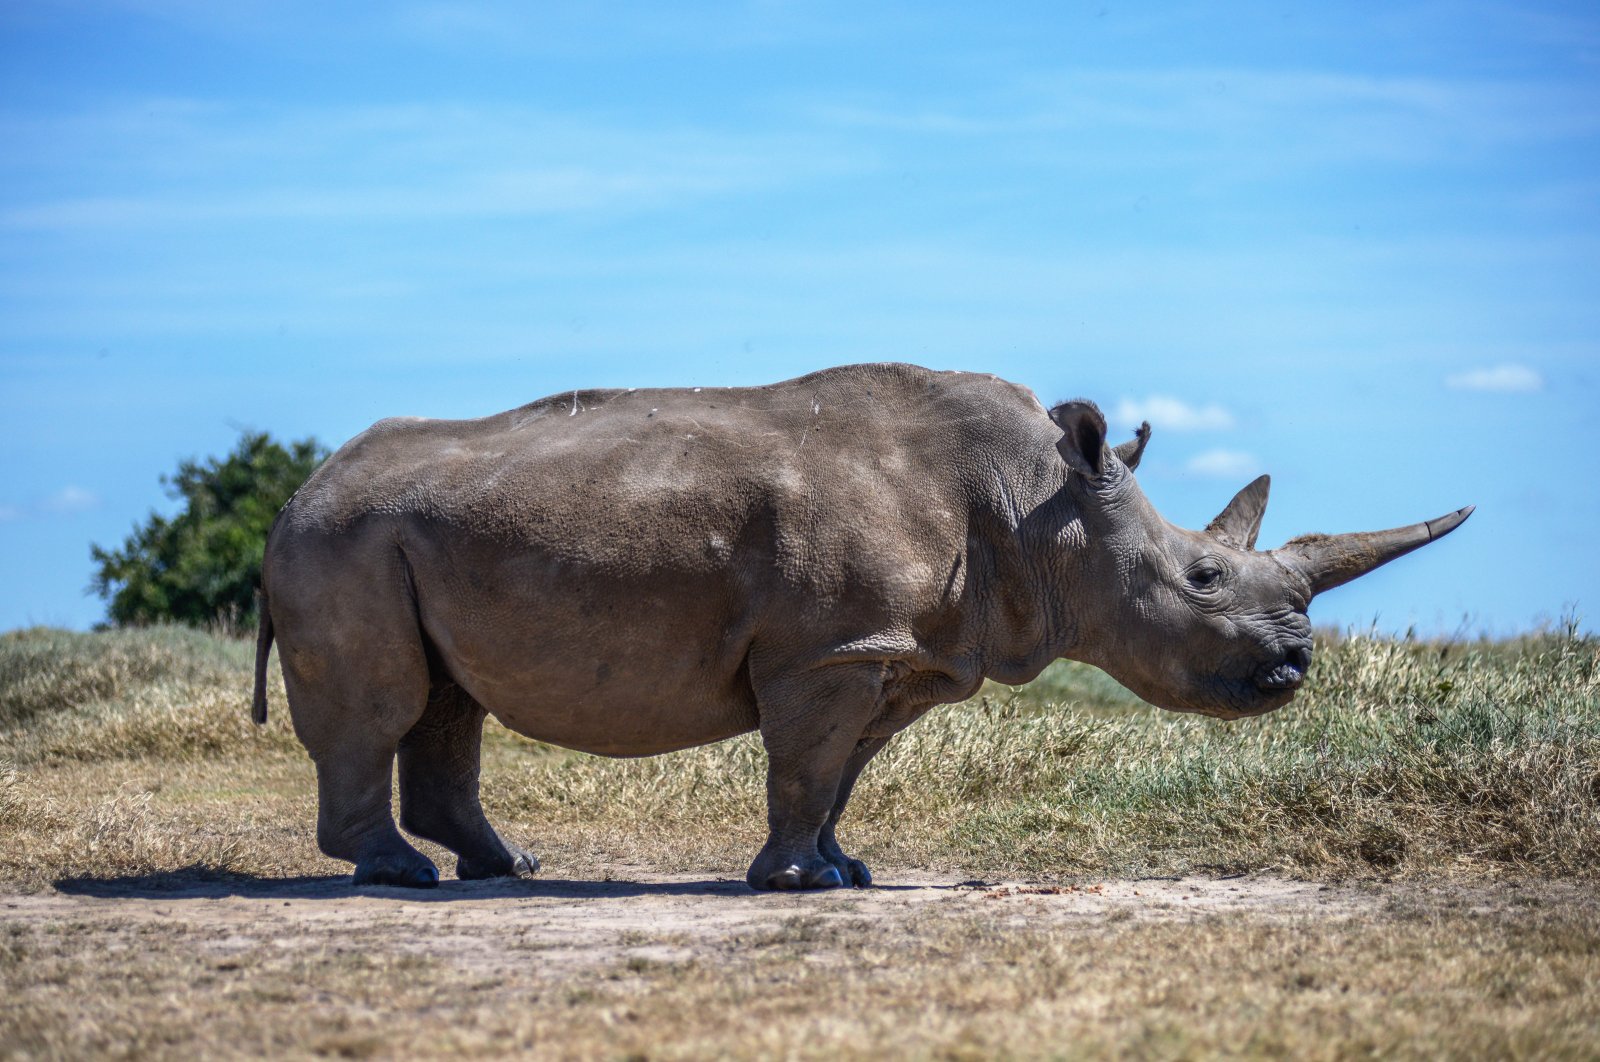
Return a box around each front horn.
[1275,505,1475,595]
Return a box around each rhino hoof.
[753,862,845,891]
[457,846,541,881]
[843,858,873,888]
[353,855,439,889]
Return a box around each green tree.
[90,431,327,630]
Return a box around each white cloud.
[1113,396,1235,432]
[0,487,99,520]
[1185,449,1259,478]
[808,64,1600,194]
[0,101,866,232]
[1445,363,1544,393]
[37,486,99,515]
[391,1,826,54]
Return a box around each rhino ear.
[1205,475,1271,550]
[1049,399,1108,478]
[1113,422,1151,472]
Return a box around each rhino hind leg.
[296,692,441,890]
[746,662,882,892]
[275,568,440,889]
[397,683,538,881]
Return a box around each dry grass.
[483,626,1600,882]
[1,623,1598,887]
[4,880,1599,1060]
[2,623,1598,1058]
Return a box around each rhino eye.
[1187,565,1224,591]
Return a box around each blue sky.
[2,1,1597,635]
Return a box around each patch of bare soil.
[4,870,1381,975]
[4,869,1598,1059]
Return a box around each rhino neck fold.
[967,487,1086,686]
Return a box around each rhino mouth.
[1164,676,1300,720]
[1254,661,1307,692]
[1186,647,1312,719]
[1253,644,1312,693]
[1199,656,1311,719]
[1215,684,1298,719]
[1121,651,1311,719]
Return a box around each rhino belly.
[415,573,762,756]
[464,648,760,757]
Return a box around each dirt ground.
[6,868,1599,1059]
[6,870,1363,972]
[4,870,1362,973]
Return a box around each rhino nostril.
[1288,645,1312,671]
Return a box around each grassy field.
[2,623,1599,1058]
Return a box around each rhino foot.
[747,858,845,891]
[834,857,872,887]
[456,845,541,881]
[818,837,873,887]
[352,852,440,889]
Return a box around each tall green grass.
[2,623,1596,880]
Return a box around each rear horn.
[1205,475,1271,551]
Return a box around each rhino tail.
[252,590,273,726]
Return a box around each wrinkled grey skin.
[253,363,1471,891]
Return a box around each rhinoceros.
[252,363,1470,890]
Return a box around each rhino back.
[294,364,1053,563]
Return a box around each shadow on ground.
[54,866,745,901]
[52,864,929,901]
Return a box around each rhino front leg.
[747,663,882,892]
[816,736,889,887]
[397,684,538,881]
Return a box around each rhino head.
[1048,400,1472,719]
